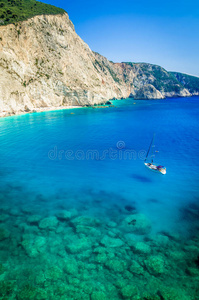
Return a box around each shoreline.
[0,105,84,119]
[0,103,114,119]
[0,95,198,119]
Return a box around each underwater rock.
[56,210,72,221]
[57,248,67,258]
[122,270,134,281]
[107,221,117,228]
[63,259,78,275]
[76,225,101,236]
[158,287,190,300]
[24,225,40,234]
[168,250,186,262]
[184,244,199,258]
[9,208,21,216]
[123,213,151,235]
[100,235,124,248]
[91,291,108,300]
[0,204,10,212]
[114,277,129,289]
[144,256,166,276]
[152,234,170,248]
[180,202,199,222]
[53,283,71,297]
[65,236,92,254]
[124,205,136,212]
[75,292,91,300]
[62,227,75,238]
[195,255,199,268]
[139,293,161,300]
[35,289,48,300]
[69,208,79,218]
[78,281,94,296]
[44,266,63,281]
[93,246,116,264]
[132,242,151,255]
[65,290,90,300]
[35,271,46,285]
[21,234,46,257]
[76,249,93,261]
[39,216,58,230]
[160,231,181,242]
[120,285,138,298]
[124,233,137,247]
[107,230,117,238]
[16,284,37,300]
[85,263,97,271]
[0,214,9,222]
[108,228,122,237]
[16,222,28,231]
[129,261,145,275]
[17,284,47,300]
[93,246,107,254]
[55,225,65,234]
[0,227,10,240]
[48,236,66,256]
[27,215,43,225]
[105,259,127,273]
[33,236,46,251]
[0,280,15,299]
[77,268,91,283]
[67,276,81,289]
[21,206,34,214]
[0,263,6,275]
[71,215,101,235]
[71,216,100,228]
[95,252,107,264]
[186,267,199,277]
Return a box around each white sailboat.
[144,134,166,175]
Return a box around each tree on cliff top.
[0,0,65,25]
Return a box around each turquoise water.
[0,97,199,299]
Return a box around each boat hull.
[144,163,166,175]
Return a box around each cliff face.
[0,13,197,116]
[0,13,128,116]
[171,72,199,96]
[114,62,191,99]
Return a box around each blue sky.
[43,0,199,76]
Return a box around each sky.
[42,0,199,76]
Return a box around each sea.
[0,97,199,299]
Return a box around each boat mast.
[145,133,155,162]
[151,134,155,163]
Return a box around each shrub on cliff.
[0,0,65,25]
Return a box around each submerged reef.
[0,188,199,299]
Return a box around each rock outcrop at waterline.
[0,13,197,116]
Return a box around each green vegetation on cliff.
[123,62,183,93]
[0,0,65,25]
[149,65,182,93]
[171,72,199,94]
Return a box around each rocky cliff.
[0,13,128,116]
[114,62,191,99]
[171,72,199,96]
[0,13,198,116]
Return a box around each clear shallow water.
[1,97,199,233]
[0,97,199,299]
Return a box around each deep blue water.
[0,97,199,235]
